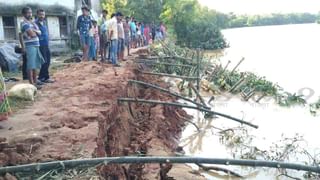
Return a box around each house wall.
[47,16,60,39]
[4,0,75,10]
[0,16,4,41]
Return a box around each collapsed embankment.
[0,53,204,179]
[96,67,197,179]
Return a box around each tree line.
[101,0,320,50]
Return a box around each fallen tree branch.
[196,163,243,178]
[118,98,259,129]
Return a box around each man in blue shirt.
[130,19,137,48]
[77,6,92,61]
[35,9,54,83]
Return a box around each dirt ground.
[0,51,204,179]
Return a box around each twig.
[196,163,243,178]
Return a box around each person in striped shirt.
[20,7,44,89]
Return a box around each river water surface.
[181,24,320,179]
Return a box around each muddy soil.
[0,52,204,179]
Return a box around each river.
[181,24,320,179]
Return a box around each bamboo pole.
[139,71,198,80]
[144,56,173,60]
[1,156,319,174]
[128,80,209,109]
[256,93,267,103]
[117,98,259,129]
[188,83,208,108]
[221,60,231,74]
[196,49,201,91]
[228,78,246,93]
[230,57,245,74]
[135,61,194,68]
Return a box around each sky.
[198,0,320,15]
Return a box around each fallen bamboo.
[145,56,173,60]
[139,71,198,80]
[128,80,209,109]
[256,93,267,103]
[230,57,245,74]
[135,61,194,68]
[188,83,208,108]
[117,98,259,129]
[228,78,246,93]
[221,60,231,74]
[1,156,319,174]
[196,49,201,91]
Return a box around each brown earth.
[0,51,204,179]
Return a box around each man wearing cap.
[77,6,92,61]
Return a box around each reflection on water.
[181,24,320,179]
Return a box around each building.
[0,0,101,53]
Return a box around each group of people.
[77,6,167,66]
[18,5,167,89]
[20,7,54,89]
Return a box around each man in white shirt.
[108,12,121,67]
[98,10,108,62]
[117,16,125,61]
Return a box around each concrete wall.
[4,0,75,10]
[91,0,101,14]
[0,16,4,41]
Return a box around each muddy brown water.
[181,24,320,179]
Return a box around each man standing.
[21,7,44,89]
[77,6,92,62]
[151,22,156,42]
[123,16,131,56]
[108,12,121,67]
[98,10,108,62]
[130,18,137,49]
[117,15,125,61]
[35,9,54,83]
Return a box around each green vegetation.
[222,13,319,28]
[150,42,308,108]
[310,99,320,116]
[100,0,227,50]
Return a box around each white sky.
[198,0,320,14]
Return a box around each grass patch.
[7,97,33,112]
